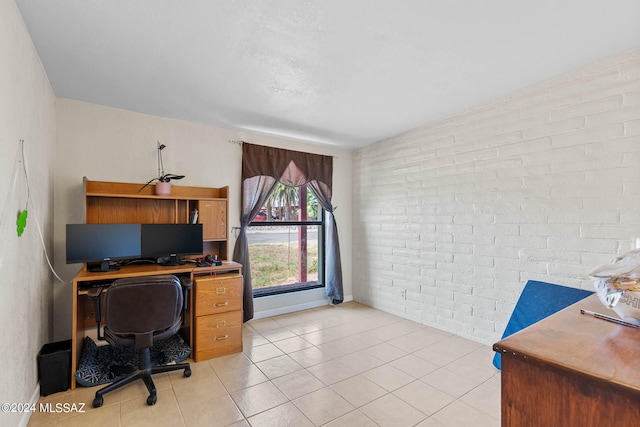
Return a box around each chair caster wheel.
[184,367,191,378]
[92,396,103,408]
[147,393,157,406]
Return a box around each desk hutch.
[70,178,243,389]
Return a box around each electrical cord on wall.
[0,142,22,271]
[11,139,68,283]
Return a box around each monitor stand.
[159,254,185,266]
[88,259,120,272]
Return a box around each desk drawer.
[195,275,242,316]
[194,311,242,361]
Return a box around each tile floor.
[28,302,501,427]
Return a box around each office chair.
[90,275,192,408]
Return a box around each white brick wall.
[352,46,640,345]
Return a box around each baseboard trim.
[253,294,353,319]
[19,384,40,427]
[253,299,328,319]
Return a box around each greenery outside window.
[248,183,324,297]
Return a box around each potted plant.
[139,142,185,195]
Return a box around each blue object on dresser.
[492,280,593,369]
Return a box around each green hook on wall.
[16,209,28,236]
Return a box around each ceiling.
[15,0,640,150]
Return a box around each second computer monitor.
[141,224,203,266]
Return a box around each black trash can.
[38,340,72,396]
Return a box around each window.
[248,183,324,297]
[233,142,343,322]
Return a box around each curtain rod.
[228,140,339,158]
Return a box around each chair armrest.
[179,278,193,311]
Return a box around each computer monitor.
[141,224,203,266]
[66,224,142,272]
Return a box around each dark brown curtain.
[233,143,344,322]
[241,142,333,187]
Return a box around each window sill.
[253,281,324,298]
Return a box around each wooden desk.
[493,294,640,426]
[71,261,242,389]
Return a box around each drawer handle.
[216,320,226,328]
[216,287,226,294]
[214,302,229,307]
[213,335,229,341]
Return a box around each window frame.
[248,209,325,298]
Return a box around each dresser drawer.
[195,275,242,316]
[194,311,242,361]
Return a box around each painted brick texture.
[352,47,640,345]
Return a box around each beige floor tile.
[245,343,285,363]
[208,352,253,375]
[421,367,483,398]
[360,394,427,427]
[414,335,483,366]
[216,364,269,393]
[36,302,501,427]
[57,402,121,427]
[459,375,501,419]
[273,336,315,353]
[286,322,321,335]
[358,341,407,363]
[415,417,446,426]
[168,359,215,384]
[299,329,341,346]
[120,389,181,427]
[255,354,303,379]
[390,354,439,378]
[172,375,227,407]
[180,394,244,427]
[246,317,282,333]
[431,400,499,427]
[310,316,347,330]
[247,402,314,427]
[271,312,307,327]
[292,387,354,426]
[230,381,288,418]
[442,346,499,385]
[322,409,379,427]
[307,359,358,385]
[242,332,270,348]
[272,369,325,400]
[335,349,385,374]
[385,333,429,353]
[330,374,387,407]
[288,346,330,368]
[363,364,415,392]
[393,380,455,416]
[403,327,453,347]
[315,340,353,359]
[261,327,298,343]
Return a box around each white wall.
[53,99,352,340]
[0,0,55,423]
[352,46,640,345]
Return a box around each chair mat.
[75,335,191,387]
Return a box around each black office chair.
[91,275,192,408]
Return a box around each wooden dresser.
[494,294,640,426]
[193,273,243,361]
